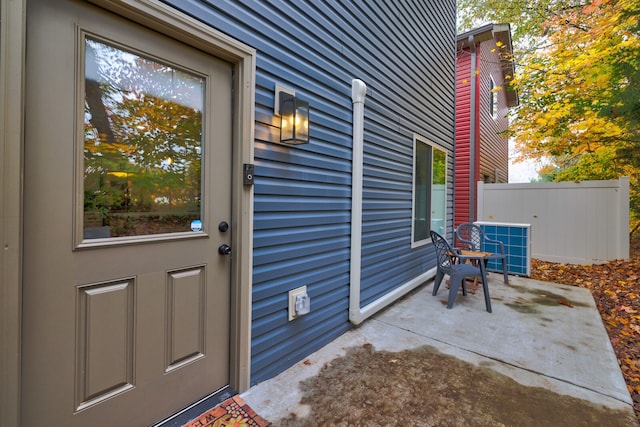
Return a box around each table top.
[458,250,492,257]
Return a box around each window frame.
[411,134,448,248]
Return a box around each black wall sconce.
[278,91,309,145]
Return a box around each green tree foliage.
[458,0,640,230]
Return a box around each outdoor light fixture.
[279,91,309,145]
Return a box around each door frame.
[0,1,256,425]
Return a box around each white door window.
[83,37,205,240]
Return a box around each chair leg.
[432,270,444,296]
[501,258,509,284]
[481,275,492,313]
[447,277,461,309]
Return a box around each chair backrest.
[430,230,455,275]
[455,223,482,251]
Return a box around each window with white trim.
[490,75,498,118]
[412,135,447,245]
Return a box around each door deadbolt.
[218,221,229,232]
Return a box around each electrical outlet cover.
[288,285,307,321]
[295,293,310,316]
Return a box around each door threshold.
[152,386,236,427]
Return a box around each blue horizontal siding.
[252,271,348,328]
[254,145,352,173]
[164,0,456,386]
[254,212,351,230]
[251,262,349,303]
[257,179,350,199]
[253,235,349,266]
[250,305,349,382]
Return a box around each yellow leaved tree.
[458,0,640,233]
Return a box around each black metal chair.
[455,223,509,284]
[430,230,491,312]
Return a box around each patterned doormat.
[182,395,269,427]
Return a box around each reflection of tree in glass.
[83,38,204,237]
[432,149,446,186]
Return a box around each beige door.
[22,0,233,425]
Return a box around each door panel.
[22,1,233,425]
[166,267,207,371]
[76,279,135,411]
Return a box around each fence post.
[477,181,484,222]
[618,177,630,260]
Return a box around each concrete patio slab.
[242,275,637,424]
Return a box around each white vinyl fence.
[477,177,630,265]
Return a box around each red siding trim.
[455,50,472,227]
[455,35,511,228]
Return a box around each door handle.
[218,244,231,255]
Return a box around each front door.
[22,0,233,425]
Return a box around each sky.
[508,139,541,183]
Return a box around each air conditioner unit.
[474,221,531,277]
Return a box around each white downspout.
[349,79,366,324]
[468,35,477,223]
[348,79,437,325]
